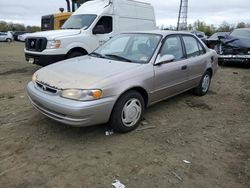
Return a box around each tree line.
[189,21,250,36]
[0,21,41,32]
[1,19,249,36]
[162,21,250,36]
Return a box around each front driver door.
[152,35,189,102]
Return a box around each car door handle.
[181,65,187,70]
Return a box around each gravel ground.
[0,42,249,188]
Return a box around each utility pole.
[177,0,188,31]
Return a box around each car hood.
[222,35,250,49]
[35,56,142,89]
[27,29,81,40]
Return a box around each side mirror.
[155,54,175,66]
[93,25,105,35]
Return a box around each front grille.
[25,37,47,52]
[36,81,58,94]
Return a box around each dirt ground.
[0,42,249,188]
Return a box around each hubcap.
[121,98,142,127]
[202,74,210,93]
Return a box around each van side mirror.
[155,54,175,66]
[93,25,105,34]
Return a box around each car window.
[198,42,206,55]
[231,29,250,38]
[183,36,200,58]
[160,36,184,61]
[94,16,113,34]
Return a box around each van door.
[92,16,114,46]
[152,35,189,102]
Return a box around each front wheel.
[6,38,12,43]
[193,71,211,96]
[67,51,85,59]
[109,91,145,133]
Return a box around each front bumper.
[26,82,116,127]
[25,53,65,66]
[219,54,250,64]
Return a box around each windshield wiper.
[105,54,132,62]
[89,52,106,58]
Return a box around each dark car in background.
[207,28,250,65]
[13,31,31,41]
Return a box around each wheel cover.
[121,98,142,127]
[202,74,210,93]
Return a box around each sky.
[0,0,250,27]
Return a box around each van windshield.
[61,14,97,29]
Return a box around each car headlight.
[32,73,37,84]
[60,89,102,101]
[46,40,61,49]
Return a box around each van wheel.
[67,51,84,59]
[109,91,144,133]
[6,38,12,42]
[193,71,211,96]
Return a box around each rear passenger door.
[152,35,190,101]
[181,35,207,87]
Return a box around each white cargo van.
[25,0,156,66]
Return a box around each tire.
[67,51,85,59]
[193,71,211,96]
[109,91,145,133]
[6,38,12,43]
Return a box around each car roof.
[122,30,195,37]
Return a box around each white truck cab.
[25,0,156,66]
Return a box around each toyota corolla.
[27,31,218,133]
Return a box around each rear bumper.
[25,53,65,66]
[26,82,116,127]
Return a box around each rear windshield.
[61,14,97,29]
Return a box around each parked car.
[208,28,250,65]
[13,31,30,41]
[18,33,31,42]
[24,0,157,66]
[191,30,207,43]
[207,32,230,42]
[26,31,218,133]
[0,32,13,42]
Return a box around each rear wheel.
[193,71,211,96]
[109,91,145,133]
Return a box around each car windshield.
[230,29,250,38]
[91,33,162,64]
[61,14,97,29]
